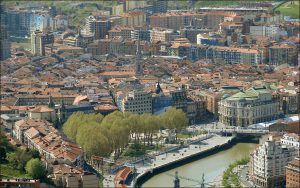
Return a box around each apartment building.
[118,90,152,114]
[131,29,150,41]
[14,118,53,143]
[31,31,54,56]
[124,0,146,11]
[15,95,76,106]
[82,16,111,39]
[52,164,99,188]
[32,12,53,32]
[150,11,237,30]
[218,86,279,127]
[150,12,205,30]
[4,9,33,36]
[250,25,279,37]
[281,133,299,148]
[249,136,297,188]
[150,27,179,43]
[0,25,11,60]
[120,12,146,27]
[204,11,237,30]
[149,0,168,13]
[210,46,263,65]
[269,43,298,66]
[167,42,191,57]
[286,157,300,188]
[108,26,134,39]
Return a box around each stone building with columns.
[218,86,280,127]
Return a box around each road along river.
[142,143,257,187]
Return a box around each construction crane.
[166,171,221,188]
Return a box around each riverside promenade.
[103,134,234,188]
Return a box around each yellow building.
[121,12,146,27]
[112,4,124,15]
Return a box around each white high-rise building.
[249,136,297,187]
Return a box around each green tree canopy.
[25,158,47,179]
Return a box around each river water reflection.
[142,143,257,187]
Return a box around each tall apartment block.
[249,136,297,187]
[0,25,11,61]
[31,31,54,56]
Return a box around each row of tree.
[63,107,188,160]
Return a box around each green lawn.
[0,164,31,178]
[276,1,300,18]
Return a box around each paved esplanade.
[103,134,233,188]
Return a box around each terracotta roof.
[73,95,89,105]
[114,167,132,181]
[94,104,118,111]
[24,127,39,139]
[29,106,54,113]
[15,119,52,128]
[52,164,83,175]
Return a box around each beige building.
[112,4,124,15]
[124,0,146,11]
[51,164,99,188]
[218,86,280,127]
[31,31,54,56]
[150,27,178,43]
[249,135,297,188]
[28,106,56,123]
[14,119,53,143]
[119,90,152,114]
[121,12,146,27]
[108,26,134,39]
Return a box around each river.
[142,143,257,187]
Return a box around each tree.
[161,107,188,141]
[0,147,6,161]
[25,159,47,179]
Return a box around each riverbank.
[135,135,235,187]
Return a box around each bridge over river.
[205,128,269,137]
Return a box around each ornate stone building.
[218,86,280,127]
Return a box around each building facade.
[269,43,298,66]
[31,31,54,56]
[118,90,152,114]
[286,157,300,188]
[249,136,297,188]
[281,133,299,148]
[0,25,11,60]
[218,86,280,127]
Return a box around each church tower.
[135,31,143,77]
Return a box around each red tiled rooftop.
[114,167,132,181]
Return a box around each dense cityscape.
[0,1,299,188]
